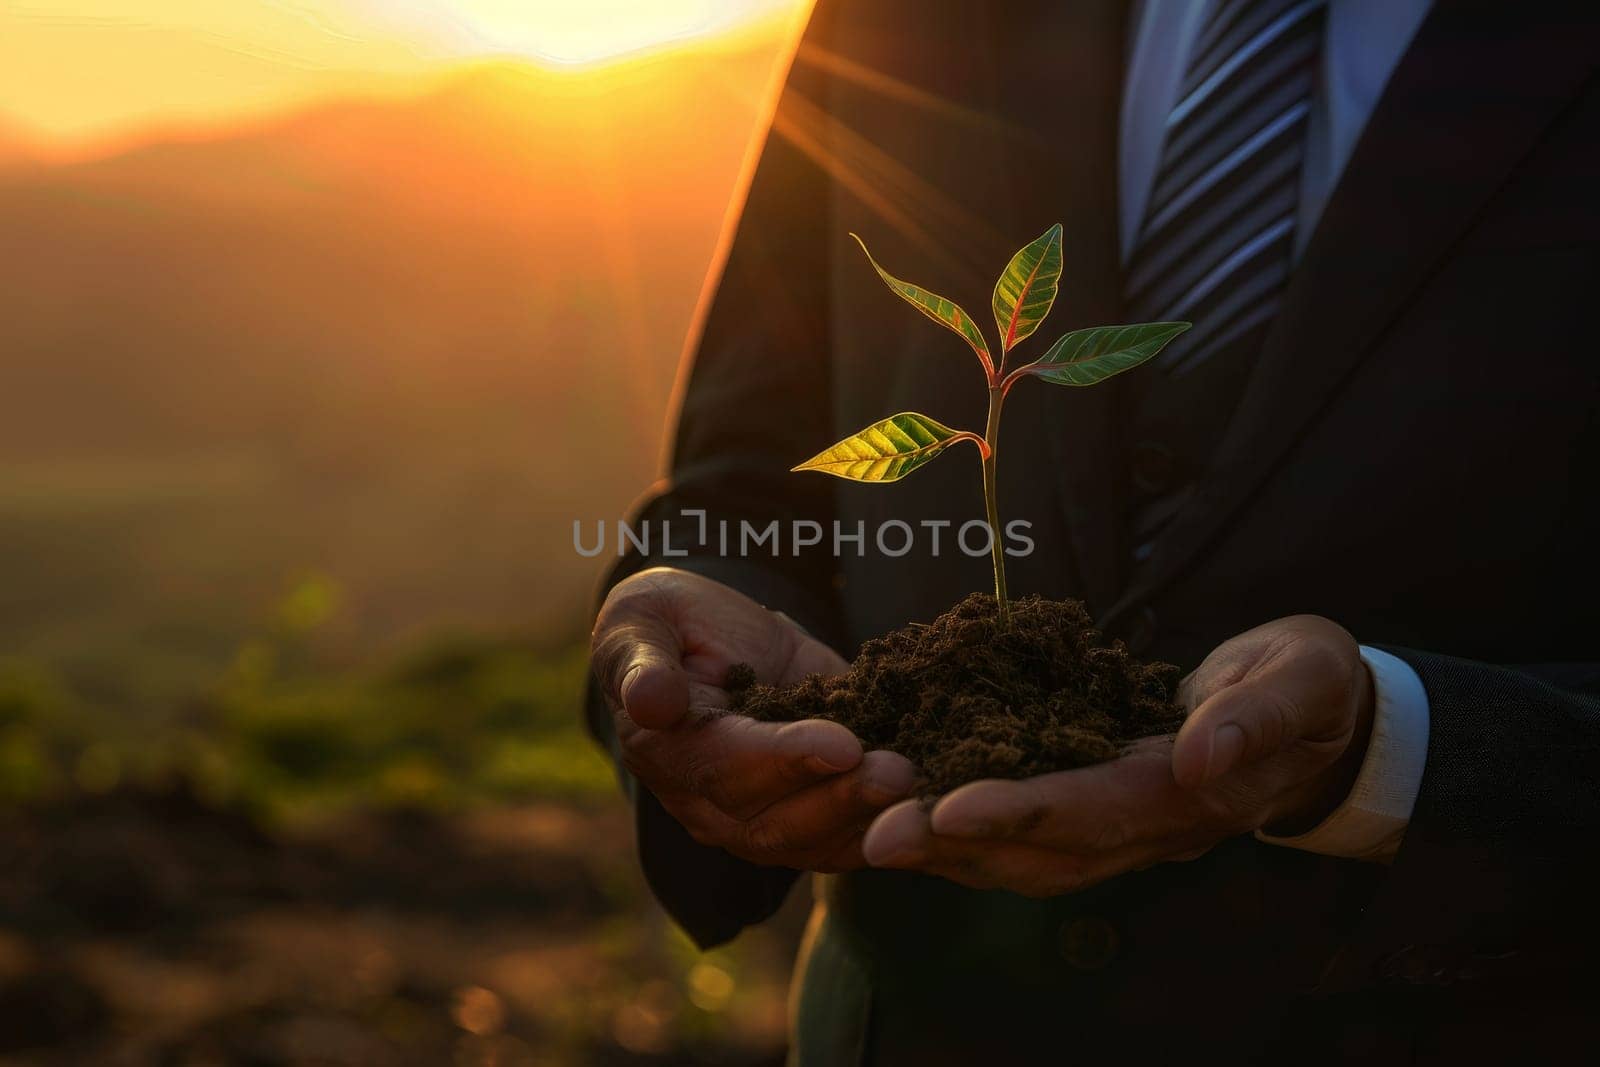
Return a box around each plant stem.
[982,384,1010,624]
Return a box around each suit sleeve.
[584,4,848,950]
[1316,652,1600,990]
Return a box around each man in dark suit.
[588,1,1600,1061]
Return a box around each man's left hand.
[861,615,1376,896]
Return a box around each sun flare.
[367,0,797,66]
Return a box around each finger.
[622,713,865,818]
[861,798,932,867]
[1172,618,1362,787]
[593,580,689,730]
[864,800,1176,895]
[670,799,870,874]
[926,741,1196,851]
[736,750,917,858]
[659,751,914,869]
[1173,679,1306,788]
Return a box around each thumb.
[1172,680,1305,789]
[593,587,690,730]
[618,643,690,730]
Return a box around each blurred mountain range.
[0,119,40,169]
[0,43,782,686]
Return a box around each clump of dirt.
[727,593,1185,795]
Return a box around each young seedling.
[793,224,1190,624]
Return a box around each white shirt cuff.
[1255,646,1430,862]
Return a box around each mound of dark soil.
[727,593,1185,795]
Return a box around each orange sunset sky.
[0,1,818,654]
[1,0,805,154]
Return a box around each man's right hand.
[592,567,916,872]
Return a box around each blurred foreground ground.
[0,786,803,1066]
[0,629,804,1066]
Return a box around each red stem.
[949,430,992,460]
[999,363,1035,396]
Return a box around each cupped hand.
[860,615,1375,896]
[592,567,916,872]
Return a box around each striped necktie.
[1122,0,1328,560]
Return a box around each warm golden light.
[0,0,801,150]
[367,0,795,66]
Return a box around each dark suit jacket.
[588,1,1600,1062]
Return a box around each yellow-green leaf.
[851,234,993,374]
[1020,322,1191,386]
[792,412,972,482]
[992,222,1063,352]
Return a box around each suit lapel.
[1104,3,1600,628]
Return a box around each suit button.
[1058,916,1119,971]
[1130,440,1177,494]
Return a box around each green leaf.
[992,222,1063,352]
[851,234,993,374]
[1020,321,1191,386]
[792,412,972,482]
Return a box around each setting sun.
[368,0,797,66]
[0,0,804,150]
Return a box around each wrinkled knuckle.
[611,571,675,611]
[594,578,673,647]
[845,773,879,809]
[589,631,629,699]
[1296,631,1357,683]
[1271,692,1304,748]
[679,752,728,801]
[778,751,822,791]
[1245,692,1295,758]
[743,815,797,857]
[594,582,646,639]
